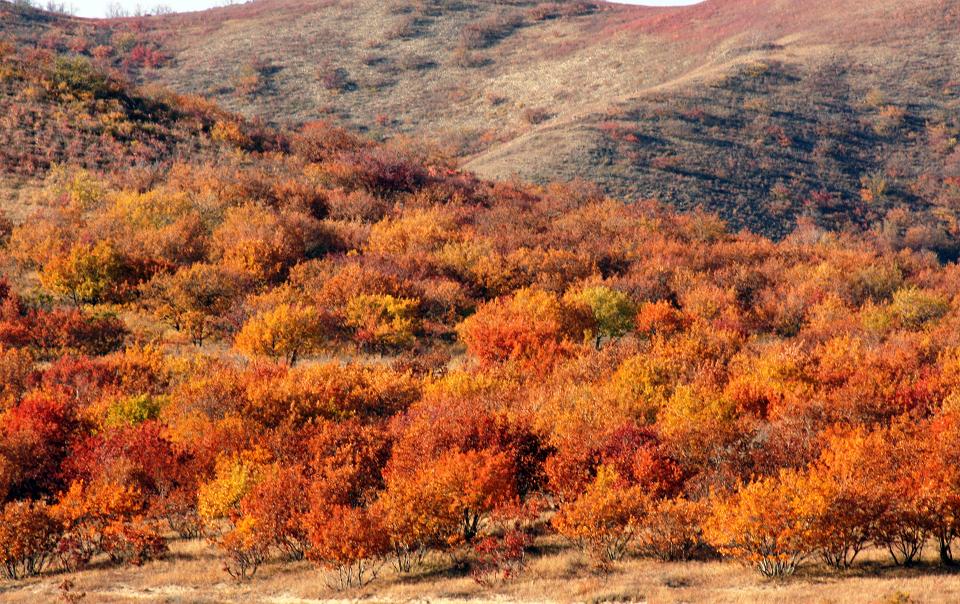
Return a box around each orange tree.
[217,515,271,582]
[0,500,62,579]
[704,472,811,577]
[457,288,591,372]
[52,480,146,570]
[237,465,311,561]
[920,411,960,564]
[552,465,646,566]
[792,428,891,569]
[304,504,390,590]
[376,448,516,571]
[142,263,240,346]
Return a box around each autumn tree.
[0,500,62,579]
[40,241,127,306]
[565,285,636,348]
[0,391,78,499]
[457,288,590,371]
[99,188,207,269]
[217,516,271,581]
[212,205,322,284]
[101,520,168,567]
[552,466,646,566]
[634,300,687,338]
[234,304,335,365]
[470,527,531,587]
[923,411,960,564]
[238,465,310,560]
[636,497,710,562]
[62,422,195,533]
[305,505,390,589]
[345,294,419,351]
[304,419,392,506]
[240,363,420,427]
[793,428,891,569]
[53,480,145,570]
[197,453,264,528]
[291,119,366,163]
[868,423,929,566]
[704,472,810,577]
[377,449,515,569]
[0,346,35,410]
[143,263,240,345]
[889,287,949,329]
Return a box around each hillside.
[0,2,286,222]
[138,0,960,241]
[2,0,959,240]
[4,2,960,603]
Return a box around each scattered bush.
[521,107,551,125]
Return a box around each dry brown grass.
[3,534,960,603]
[119,0,960,237]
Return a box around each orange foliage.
[552,466,647,565]
[458,288,591,372]
[5,42,960,585]
[305,505,389,589]
[704,473,810,577]
[378,449,516,564]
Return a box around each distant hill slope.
[0,2,281,220]
[2,0,960,243]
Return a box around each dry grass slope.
[133,0,960,237]
[3,0,960,237]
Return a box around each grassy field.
[3,535,960,603]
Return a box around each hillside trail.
[464,37,827,174]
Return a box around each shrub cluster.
[4,35,960,589]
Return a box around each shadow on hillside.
[791,557,960,584]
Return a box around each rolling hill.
[2,0,960,241]
[6,2,960,602]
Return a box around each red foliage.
[0,391,78,499]
[63,422,195,522]
[0,279,126,357]
[470,528,531,586]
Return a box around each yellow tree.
[197,454,264,527]
[40,241,126,306]
[345,294,419,351]
[704,472,811,577]
[234,304,335,366]
[564,285,636,348]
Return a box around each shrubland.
[1,12,960,602]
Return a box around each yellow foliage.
[345,294,419,350]
[234,303,331,365]
[197,453,266,524]
[39,240,126,305]
[365,208,456,257]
